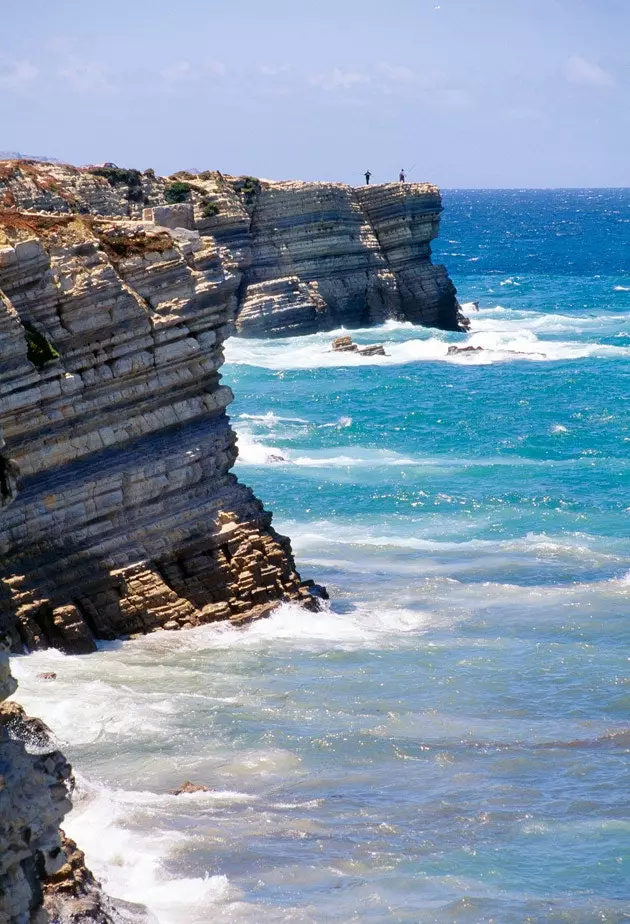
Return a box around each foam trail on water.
[62,776,235,924]
[224,313,630,370]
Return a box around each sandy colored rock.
[332,336,358,352]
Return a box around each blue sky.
[1,0,627,187]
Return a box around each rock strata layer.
[0,161,466,338]
[0,210,315,653]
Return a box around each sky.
[1,0,628,187]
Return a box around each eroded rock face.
[0,163,466,338]
[238,180,464,336]
[0,212,315,653]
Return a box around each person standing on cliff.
[364,170,371,184]
[399,168,406,182]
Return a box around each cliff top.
[0,158,442,219]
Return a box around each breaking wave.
[224,309,630,370]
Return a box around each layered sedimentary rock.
[0,210,315,653]
[0,634,119,923]
[238,180,463,335]
[0,161,465,338]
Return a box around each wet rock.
[331,336,387,357]
[169,780,212,795]
[0,699,54,748]
[357,344,386,356]
[447,345,484,355]
[332,335,358,352]
[38,671,57,680]
[0,633,119,923]
[300,579,329,602]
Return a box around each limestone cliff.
[0,161,466,338]
[0,210,316,654]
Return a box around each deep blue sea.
[13,189,630,923]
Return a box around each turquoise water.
[12,190,630,923]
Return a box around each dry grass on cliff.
[0,211,174,260]
[0,210,90,245]
[95,229,174,263]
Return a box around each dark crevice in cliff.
[24,321,60,368]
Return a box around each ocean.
[11,189,630,923]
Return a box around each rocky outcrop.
[0,210,316,653]
[0,633,118,923]
[0,162,466,338]
[238,180,464,336]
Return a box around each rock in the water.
[0,699,55,748]
[447,345,484,355]
[331,336,358,352]
[331,336,386,357]
[169,780,212,795]
[357,344,387,356]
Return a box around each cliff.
[0,158,460,653]
[0,161,466,338]
[0,634,120,923]
[0,209,316,654]
[239,179,463,335]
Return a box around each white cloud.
[260,64,291,77]
[378,63,414,83]
[58,60,111,92]
[309,68,370,91]
[206,59,226,76]
[0,59,39,90]
[160,59,225,83]
[161,61,193,84]
[565,56,616,88]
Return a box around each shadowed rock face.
[0,212,315,653]
[0,162,465,339]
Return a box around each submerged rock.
[331,336,387,356]
[169,781,213,795]
[447,345,484,355]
